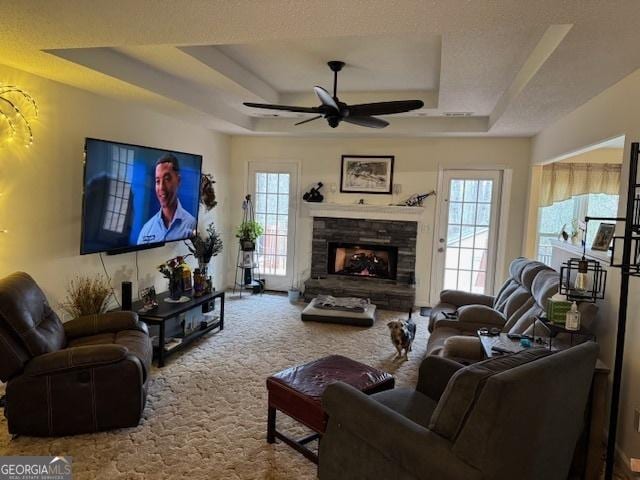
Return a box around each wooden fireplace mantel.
[303,201,425,222]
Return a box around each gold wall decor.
[0,84,38,147]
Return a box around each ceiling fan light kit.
[243,60,424,129]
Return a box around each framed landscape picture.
[340,155,394,194]
[591,223,616,251]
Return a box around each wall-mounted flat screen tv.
[81,138,202,255]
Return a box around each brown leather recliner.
[0,272,152,436]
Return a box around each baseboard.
[616,444,636,479]
[602,427,637,479]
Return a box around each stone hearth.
[304,216,417,311]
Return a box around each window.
[254,172,290,276]
[537,193,619,264]
[103,146,133,233]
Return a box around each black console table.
[133,290,225,367]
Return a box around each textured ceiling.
[2,0,640,137]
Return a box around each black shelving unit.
[603,142,640,480]
[133,290,224,367]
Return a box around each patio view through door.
[249,162,298,291]
[431,170,503,302]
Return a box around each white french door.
[431,170,503,302]
[248,162,298,291]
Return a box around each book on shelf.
[164,338,182,351]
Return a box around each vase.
[168,274,183,300]
[198,262,209,277]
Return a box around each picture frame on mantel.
[340,155,394,194]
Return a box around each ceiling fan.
[243,60,424,129]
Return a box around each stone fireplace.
[304,213,418,311]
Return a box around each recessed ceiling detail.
[3,2,640,137]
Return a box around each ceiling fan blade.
[348,100,424,117]
[243,102,321,114]
[294,115,322,126]
[343,116,389,129]
[313,86,339,112]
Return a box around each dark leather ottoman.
[266,355,395,463]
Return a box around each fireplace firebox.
[328,242,398,280]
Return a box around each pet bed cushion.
[302,297,376,327]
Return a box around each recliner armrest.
[457,305,506,327]
[416,355,464,401]
[440,290,494,308]
[64,311,147,339]
[23,345,130,376]
[322,382,480,480]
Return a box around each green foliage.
[186,222,223,264]
[235,220,264,242]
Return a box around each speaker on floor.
[121,281,132,311]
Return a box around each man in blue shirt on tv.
[137,154,196,245]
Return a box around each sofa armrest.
[440,290,494,308]
[64,311,147,339]
[416,355,464,401]
[442,336,485,363]
[457,305,506,327]
[23,345,131,376]
[322,382,480,480]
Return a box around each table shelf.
[133,290,225,367]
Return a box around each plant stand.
[233,194,263,297]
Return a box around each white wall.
[0,64,231,317]
[531,67,640,464]
[228,136,531,305]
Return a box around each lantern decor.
[559,256,607,303]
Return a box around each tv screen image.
[81,138,202,255]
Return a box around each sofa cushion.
[428,348,553,441]
[372,388,438,428]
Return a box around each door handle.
[438,247,444,252]
[439,238,445,243]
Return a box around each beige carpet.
[0,293,426,480]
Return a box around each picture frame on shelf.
[340,155,394,194]
[591,223,616,251]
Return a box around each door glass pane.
[256,173,267,193]
[462,203,477,225]
[255,172,291,277]
[267,174,279,193]
[463,180,478,202]
[255,193,266,213]
[278,174,289,194]
[450,180,464,201]
[444,177,495,294]
[478,181,492,202]
[448,202,462,224]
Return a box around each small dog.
[387,319,417,360]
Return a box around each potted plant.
[185,222,223,275]
[60,275,113,318]
[158,256,187,300]
[236,220,264,251]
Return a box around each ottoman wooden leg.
[267,406,276,443]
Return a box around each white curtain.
[540,163,621,207]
